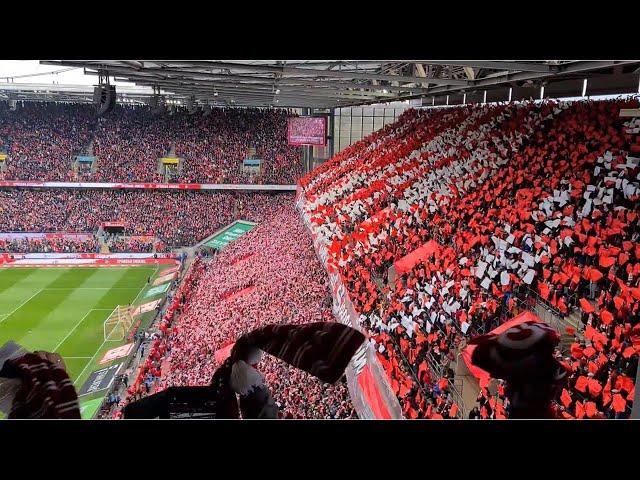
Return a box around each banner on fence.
[0,180,296,191]
[144,283,170,298]
[1,258,178,267]
[130,299,162,318]
[99,343,135,365]
[153,272,177,286]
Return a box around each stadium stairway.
[158,144,181,182]
[0,135,11,172]
[559,332,575,355]
[99,237,110,254]
[454,349,481,415]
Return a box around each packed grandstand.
[0,103,301,184]
[1,89,639,419]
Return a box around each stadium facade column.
[301,107,312,174]
[328,108,335,158]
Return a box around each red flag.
[449,403,459,418]
[600,310,614,325]
[575,376,588,393]
[579,298,595,313]
[399,381,411,398]
[570,343,584,359]
[560,388,572,407]
[575,401,585,419]
[538,282,550,299]
[585,401,597,418]
[583,267,603,282]
[557,297,568,314]
[597,352,608,367]
[612,394,627,413]
[587,378,602,398]
[400,337,410,354]
[584,324,596,341]
[613,296,625,311]
[617,375,635,394]
[602,381,612,407]
[599,256,616,268]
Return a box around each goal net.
[103,305,135,341]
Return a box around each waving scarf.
[125,322,366,419]
[0,351,80,419]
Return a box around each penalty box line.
[0,289,44,325]
[52,308,116,354]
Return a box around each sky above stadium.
[0,60,133,87]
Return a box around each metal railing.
[386,332,466,418]
[513,284,583,336]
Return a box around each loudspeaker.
[149,95,166,115]
[187,98,200,115]
[94,85,116,117]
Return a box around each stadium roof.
[4,60,639,108]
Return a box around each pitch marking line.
[52,310,96,353]
[0,289,44,324]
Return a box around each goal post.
[103,305,135,342]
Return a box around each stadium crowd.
[0,103,302,184]
[300,97,640,419]
[106,235,156,253]
[116,201,355,419]
[0,102,94,181]
[0,236,99,253]
[0,189,294,248]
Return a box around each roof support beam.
[83,66,428,96]
[132,81,369,102]
[122,77,385,101]
[418,60,640,97]
[417,60,559,73]
[161,61,470,86]
[463,66,476,80]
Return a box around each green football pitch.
[0,265,170,418]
